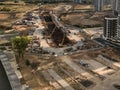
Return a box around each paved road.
[94,38,120,51]
[0,61,12,90]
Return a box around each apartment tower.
[94,0,104,11]
[104,17,118,39]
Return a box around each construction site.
[42,11,73,47]
[14,3,120,90]
[20,46,120,90]
[0,1,120,90]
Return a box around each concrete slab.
[93,71,120,90]
[4,65,12,70]
[0,60,12,90]
[48,69,74,90]
[10,61,22,79]
[9,75,18,80]
[84,60,115,77]
[0,55,6,59]
[64,59,93,79]
[7,71,15,76]
[4,51,23,80]
[1,58,8,62]
[42,71,63,90]
[113,62,120,68]
[2,61,10,66]
[97,55,120,70]
[0,53,22,90]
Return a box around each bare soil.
[61,11,112,28]
[0,14,10,20]
[19,54,56,90]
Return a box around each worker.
[26,84,29,90]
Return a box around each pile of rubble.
[26,36,41,53]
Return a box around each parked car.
[79,60,89,67]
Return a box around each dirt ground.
[74,5,93,10]
[0,14,10,20]
[0,3,111,29]
[18,46,120,90]
[93,70,120,90]
[61,11,112,28]
[0,1,37,26]
[70,47,120,60]
[19,53,56,90]
[1,2,119,90]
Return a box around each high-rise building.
[104,0,111,4]
[94,0,104,11]
[40,0,81,3]
[117,14,120,38]
[111,0,118,11]
[104,17,118,39]
[118,1,120,14]
[111,0,120,15]
[111,0,120,38]
[118,26,120,38]
[72,0,82,3]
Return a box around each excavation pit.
[42,12,74,47]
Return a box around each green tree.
[12,36,30,61]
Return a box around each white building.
[104,17,118,39]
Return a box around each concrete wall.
[96,55,120,70]
[0,52,22,90]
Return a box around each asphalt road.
[94,38,120,51]
[0,61,12,90]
